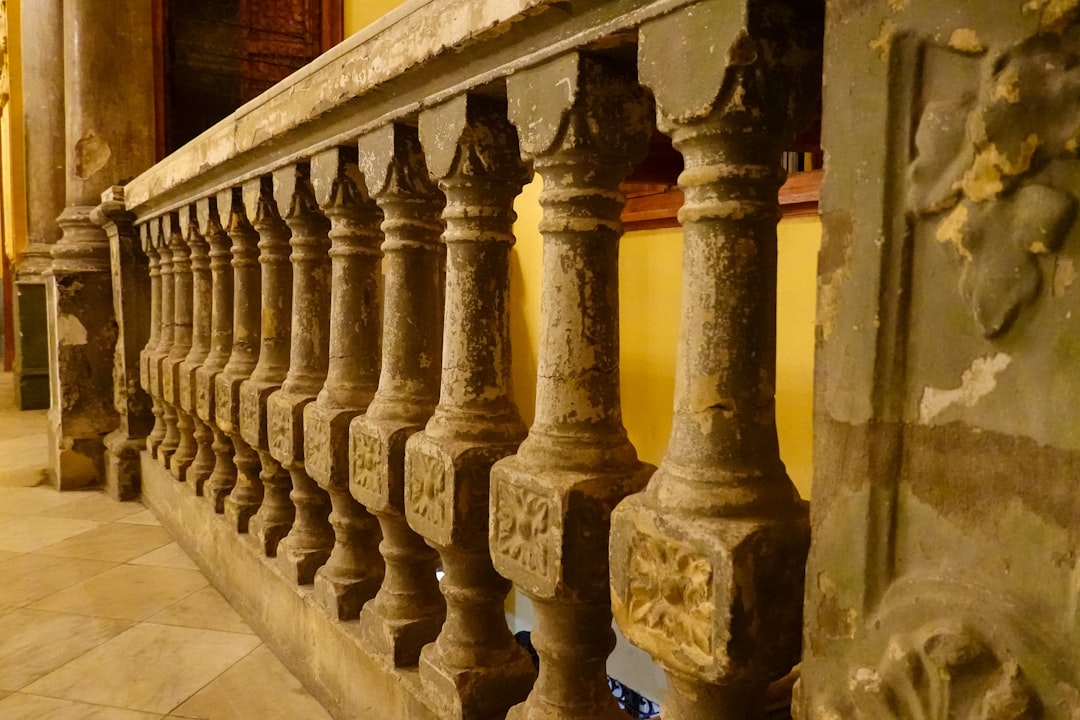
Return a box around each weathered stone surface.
[304,147,385,620]
[350,123,446,668]
[269,163,335,586]
[151,216,181,466]
[96,187,151,501]
[491,52,653,720]
[241,175,295,553]
[408,93,536,720]
[140,223,166,457]
[212,187,263,525]
[165,211,197,482]
[799,3,1080,718]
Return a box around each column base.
[360,601,445,668]
[419,643,535,720]
[249,514,292,557]
[104,430,143,501]
[277,540,331,585]
[314,566,381,621]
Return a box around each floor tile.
[116,509,162,526]
[24,623,261,714]
[30,564,208,621]
[170,645,331,720]
[0,549,21,564]
[129,542,199,571]
[0,486,81,514]
[0,692,162,719]
[148,587,253,635]
[0,553,116,608]
[36,522,172,562]
[0,609,132,691]
[39,492,146,523]
[0,516,101,553]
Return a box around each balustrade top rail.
[123,0,702,220]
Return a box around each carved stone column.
[269,163,335,585]
[96,187,151,500]
[140,224,166,457]
[608,5,821,718]
[213,188,263,522]
[13,0,63,410]
[47,0,153,487]
[151,216,180,466]
[176,204,216,492]
[243,176,295,553]
[165,211,198,482]
[351,123,446,667]
[305,147,385,619]
[407,94,534,719]
[195,195,237,502]
[490,53,653,720]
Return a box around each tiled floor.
[0,374,333,719]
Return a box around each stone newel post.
[609,3,822,717]
[490,52,654,720]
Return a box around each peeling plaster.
[56,314,88,346]
[919,352,1013,424]
[1054,256,1077,297]
[947,28,984,55]
[869,20,897,61]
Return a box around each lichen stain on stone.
[74,130,111,181]
[888,0,910,11]
[869,20,898,61]
[1033,0,1080,34]
[992,65,1022,104]
[1054,256,1077,296]
[935,203,973,261]
[918,352,1013,424]
[56,314,89,346]
[947,28,984,55]
[961,135,1039,202]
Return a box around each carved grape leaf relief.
[492,483,553,578]
[909,28,1080,337]
[626,533,714,665]
[846,621,1038,720]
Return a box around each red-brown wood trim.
[322,0,345,51]
[620,168,823,232]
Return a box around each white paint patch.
[56,314,88,346]
[919,352,1012,423]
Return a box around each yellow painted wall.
[344,0,405,36]
[2,0,28,267]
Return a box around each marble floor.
[0,373,333,720]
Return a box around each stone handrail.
[106,1,824,718]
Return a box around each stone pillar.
[196,195,238,503]
[47,0,154,487]
[609,4,821,718]
[269,163,336,585]
[140,224,166,456]
[165,212,197,482]
[351,123,446,667]
[407,93,534,720]
[242,176,295,552]
[152,216,180,467]
[489,52,653,720]
[305,147,385,620]
[13,0,63,410]
[96,186,151,500]
[213,187,263,522]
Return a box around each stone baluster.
[305,147,386,619]
[153,216,180,465]
[268,163,335,585]
[196,195,238,502]
[407,94,534,719]
[490,53,653,720]
[243,176,296,553]
[351,123,446,667]
[178,205,216,491]
[213,187,264,522]
[97,187,152,500]
[140,223,166,456]
[609,6,819,718]
[165,211,197,481]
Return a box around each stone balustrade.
[110,1,823,718]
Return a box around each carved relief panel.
[802,2,1080,717]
